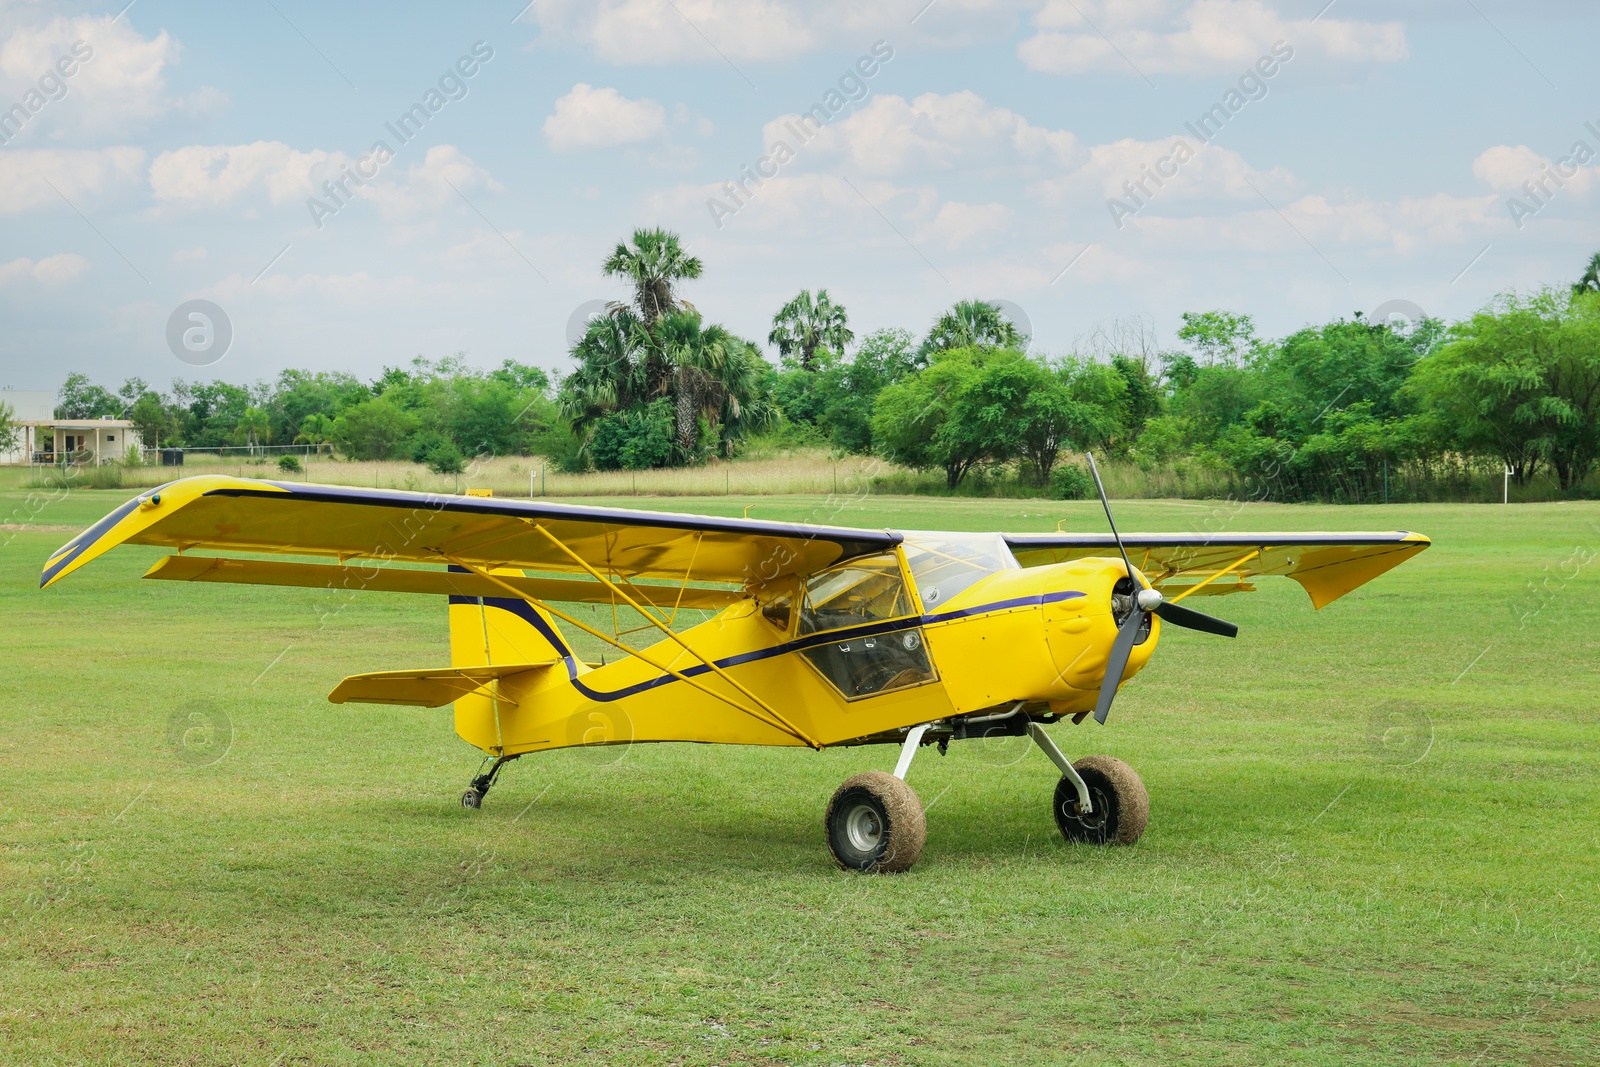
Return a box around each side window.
[797,554,914,635]
[801,627,936,700]
[762,590,793,631]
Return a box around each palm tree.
[651,310,743,458]
[235,406,272,455]
[603,228,703,328]
[710,340,777,457]
[768,289,854,370]
[293,413,337,456]
[559,308,653,439]
[920,299,1024,358]
[1574,252,1600,297]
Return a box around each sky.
[0,0,1596,393]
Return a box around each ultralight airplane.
[40,457,1429,872]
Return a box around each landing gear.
[1025,721,1148,846]
[1053,755,1148,846]
[825,771,927,873]
[460,753,520,810]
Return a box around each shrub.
[423,440,466,475]
[277,455,303,474]
[589,398,676,471]
[1049,463,1093,500]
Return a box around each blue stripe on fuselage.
[453,588,1085,703]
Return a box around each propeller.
[1084,453,1238,725]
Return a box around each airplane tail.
[448,566,575,751]
[448,566,571,669]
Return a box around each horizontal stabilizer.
[329,662,559,708]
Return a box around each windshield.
[901,534,1018,610]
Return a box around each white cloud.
[365,145,504,217]
[1034,135,1295,205]
[766,91,1081,177]
[0,15,214,138]
[535,0,821,64]
[654,172,939,236]
[1021,0,1407,76]
[543,83,666,151]
[0,145,145,213]
[150,141,341,207]
[1128,191,1499,255]
[0,252,89,285]
[149,140,504,232]
[1473,143,1597,199]
[531,0,1035,63]
[922,201,1013,246]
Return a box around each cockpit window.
[902,534,1018,609]
[797,554,914,636]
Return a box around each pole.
[1383,458,1389,504]
[541,464,546,497]
[1504,463,1510,504]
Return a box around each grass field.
[2,485,1598,1065]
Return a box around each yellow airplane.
[40,458,1428,873]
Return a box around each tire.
[825,771,927,873]
[1053,755,1148,846]
[461,789,483,810]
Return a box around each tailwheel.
[1054,755,1148,846]
[825,771,927,873]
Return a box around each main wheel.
[825,771,927,873]
[461,789,484,810]
[1053,755,1148,846]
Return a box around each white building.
[0,390,144,465]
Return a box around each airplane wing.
[1004,531,1429,608]
[39,475,898,591]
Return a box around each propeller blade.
[1085,452,1137,586]
[1093,607,1147,725]
[1153,599,1239,639]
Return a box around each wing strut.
[525,522,816,747]
[444,554,821,750]
[1165,549,1261,603]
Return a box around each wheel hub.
[1070,787,1110,830]
[844,803,884,853]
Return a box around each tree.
[234,406,272,452]
[1015,358,1124,484]
[588,398,676,470]
[1177,310,1265,367]
[1414,287,1600,489]
[919,300,1023,359]
[293,413,337,455]
[603,227,702,327]
[489,359,550,392]
[769,289,854,370]
[0,400,19,456]
[651,309,744,459]
[56,372,121,419]
[872,347,1022,489]
[333,397,418,461]
[1109,355,1162,452]
[127,391,174,451]
[1574,251,1600,297]
[559,308,655,444]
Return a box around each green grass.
[2,488,1598,1065]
